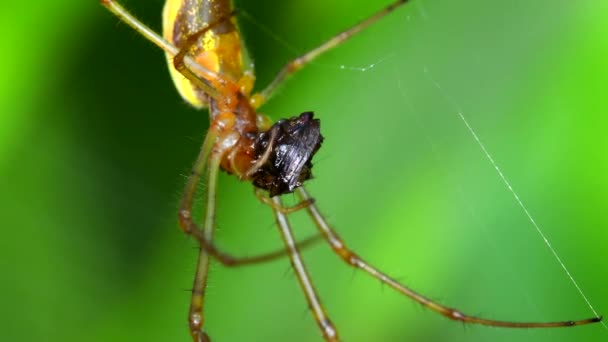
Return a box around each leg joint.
[178,209,193,233]
[188,311,203,334]
[334,246,359,266]
[319,318,339,341]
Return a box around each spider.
[100,0,602,341]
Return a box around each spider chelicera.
[100,0,602,340]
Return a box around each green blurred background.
[1,0,606,341]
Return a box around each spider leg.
[100,0,222,99]
[177,129,223,342]
[199,233,323,267]
[255,188,315,214]
[177,128,217,239]
[254,0,409,106]
[271,196,340,342]
[172,10,239,96]
[296,187,603,329]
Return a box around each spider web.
[385,1,604,335]
[422,66,604,329]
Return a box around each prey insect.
[100,0,603,341]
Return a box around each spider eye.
[251,112,324,197]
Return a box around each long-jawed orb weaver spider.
[100,0,602,341]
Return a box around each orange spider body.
[163,0,267,179]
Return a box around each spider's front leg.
[100,0,223,100]
[253,0,410,106]
[176,126,224,342]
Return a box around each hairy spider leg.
[252,0,410,107]
[272,196,339,342]
[101,0,225,99]
[185,132,223,342]
[295,188,602,329]
[255,188,316,214]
